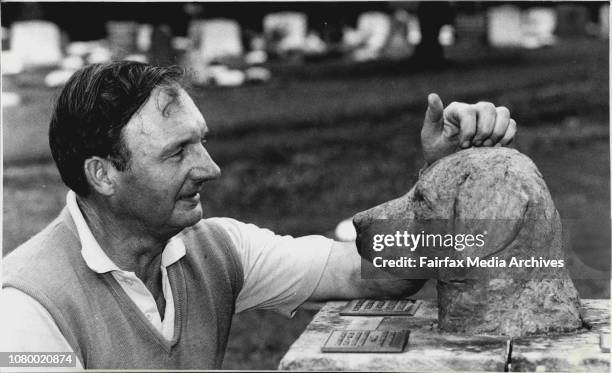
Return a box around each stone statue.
[353,147,582,337]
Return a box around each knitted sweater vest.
[2,207,244,369]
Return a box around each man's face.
[110,86,220,237]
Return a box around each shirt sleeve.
[208,217,333,318]
[0,288,84,370]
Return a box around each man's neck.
[76,195,168,284]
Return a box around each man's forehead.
[126,86,206,140]
[137,86,203,121]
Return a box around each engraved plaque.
[322,329,409,353]
[340,299,421,316]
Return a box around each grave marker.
[487,5,523,47]
[10,21,62,68]
[263,12,308,54]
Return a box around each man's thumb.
[423,93,444,132]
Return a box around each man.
[1,61,516,369]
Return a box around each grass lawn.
[2,38,609,369]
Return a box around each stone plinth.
[278,299,610,371]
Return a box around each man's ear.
[83,157,116,196]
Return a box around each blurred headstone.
[136,24,153,53]
[406,13,421,45]
[600,4,610,39]
[106,21,139,60]
[66,41,91,57]
[124,54,148,63]
[342,27,364,49]
[522,7,557,49]
[189,19,243,63]
[263,12,308,54]
[487,5,523,47]
[1,27,9,50]
[87,45,112,64]
[245,67,271,83]
[304,31,326,55]
[383,10,414,58]
[454,12,487,47]
[438,25,455,46]
[356,11,392,57]
[60,55,84,70]
[1,92,21,108]
[555,4,589,36]
[45,69,75,88]
[203,65,245,87]
[10,21,62,68]
[171,36,190,52]
[1,51,24,75]
[148,25,174,66]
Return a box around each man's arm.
[308,241,426,301]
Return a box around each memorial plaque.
[340,299,421,316]
[322,329,409,353]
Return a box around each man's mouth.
[179,192,200,204]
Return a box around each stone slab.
[510,330,609,371]
[280,299,609,371]
[279,300,508,371]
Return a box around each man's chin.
[174,205,204,229]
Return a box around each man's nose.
[190,147,221,182]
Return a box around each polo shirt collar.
[66,191,186,274]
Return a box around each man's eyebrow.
[161,138,190,155]
[161,128,208,155]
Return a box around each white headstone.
[263,12,308,53]
[487,5,523,47]
[600,4,610,39]
[438,25,455,46]
[356,11,392,52]
[383,10,413,58]
[189,19,243,63]
[45,69,75,88]
[137,24,153,52]
[60,55,84,70]
[405,13,421,45]
[10,21,62,68]
[522,7,557,48]
[1,92,21,108]
[1,50,24,75]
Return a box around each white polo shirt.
[1,191,333,369]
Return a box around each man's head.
[50,61,221,235]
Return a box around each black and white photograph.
[1,1,610,371]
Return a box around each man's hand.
[421,93,517,165]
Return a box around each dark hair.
[49,61,184,196]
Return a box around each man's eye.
[200,138,207,146]
[171,148,184,158]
